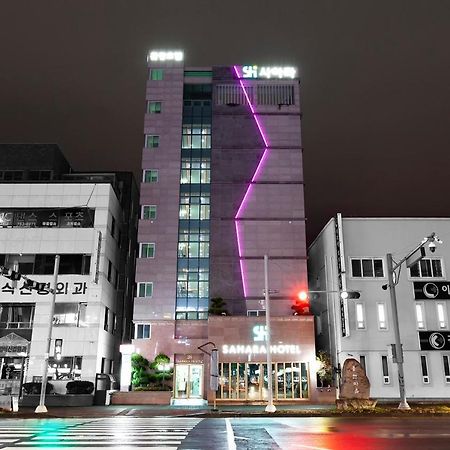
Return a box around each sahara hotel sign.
[220,325,300,355]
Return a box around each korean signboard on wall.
[419,331,450,351]
[0,209,94,228]
[414,282,450,300]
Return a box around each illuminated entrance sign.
[222,344,300,355]
[241,65,296,79]
[148,50,184,62]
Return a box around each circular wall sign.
[423,283,439,299]
[429,332,445,349]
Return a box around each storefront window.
[218,361,309,401]
[47,356,82,380]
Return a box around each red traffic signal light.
[292,291,310,316]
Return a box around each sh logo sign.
[253,325,267,342]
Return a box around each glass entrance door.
[175,364,203,399]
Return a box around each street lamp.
[383,232,442,410]
[263,254,276,413]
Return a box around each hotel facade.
[132,51,317,404]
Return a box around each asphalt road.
[0,416,450,449]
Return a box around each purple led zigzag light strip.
[233,65,270,298]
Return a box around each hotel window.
[421,355,430,383]
[145,135,159,148]
[137,282,153,298]
[150,69,163,80]
[355,303,365,329]
[143,169,158,183]
[351,258,384,278]
[377,303,388,330]
[142,205,157,220]
[443,355,450,383]
[135,323,151,339]
[436,302,447,328]
[181,124,211,149]
[415,303,426,329]
[409,258,443,278]
[139,243,155,258]
[381,355,390,384]
[147,101,162,114]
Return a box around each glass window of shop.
[217,362,309,401]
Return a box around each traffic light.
[54,339,63,361]
[292,291,310,315]
[23,279,48,291]
[340,291,361,299]
[0,267,21,281]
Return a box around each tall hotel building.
[132,51,317,404]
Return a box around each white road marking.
[225,418,237,450]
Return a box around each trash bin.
[94,374,118,405]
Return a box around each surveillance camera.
[382,284,388,290]
[429,241,436,253]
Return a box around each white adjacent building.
[308,214,450,401]
[0,145,138,396]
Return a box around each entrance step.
[171,398,207,406]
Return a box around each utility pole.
[263,255,276,413]
[35,254,60,414]
[384,233,442,410]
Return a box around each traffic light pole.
[35,255,60,414]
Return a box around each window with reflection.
[217,362,309,401]
[0,304,34,328]
[48,356,82,380]
[53,303,87,327]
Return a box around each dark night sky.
[1,1,449,242]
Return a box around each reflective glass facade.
[175,84,212,320]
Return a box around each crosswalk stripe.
[8,447,179,450]
[15,441,183,446]
[0,417,202,449]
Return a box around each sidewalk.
[1,403,335,419]
[3,402,450,419]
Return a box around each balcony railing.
[0,321,33,329]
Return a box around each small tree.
[316,350,333,388]
[131,353,150,387]
[153,353,171,387]
[209,297,229,316]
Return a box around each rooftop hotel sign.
[241,65,296,79]
[148,50,184,62]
